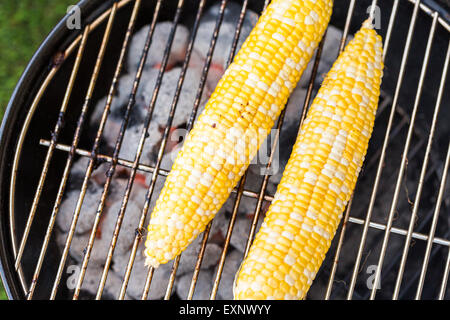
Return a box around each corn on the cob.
[144,0,333,268]
[234,19,383,300]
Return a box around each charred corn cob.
[144,0,333,267]
[234,19,384,300]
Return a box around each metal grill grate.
[6,0,450,300]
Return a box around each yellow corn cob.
[144,0,333,267]
[234,19,383,300]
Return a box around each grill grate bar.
[160,0,233,300]
[416,141,450,299]
[330,206,444,300]
[347,0,422,299]
[358,221,450,300]
[69,0,161,300]
[241,111,285,259]
[39,139,275,202]
[324,0,379,299]
[9,0,135,296]
[365,105,424,172]
[93,0,187,300]
[382,0,399,61]
[407,0,450,31]
[325,196,353,299]
[13,24,91,274]
[164,253,181,300]
[338,0,356,54]
[117,0,209,300]
[40,139,450,248]
[393,27,449,299]
[370,204,448,300]
[398,229,450,300]
[40,139,171,175]
[47,0,143,299]
[26,2,120,300]
[210,175,248,299]
[440,245,450,299]
[17,25,90,295]
[187,223,213,299]
[369,7,438,300]
[333,139,438,298]
[208,0,272,301]
[315,0,359,299]
[347,216,450,247]
[141,261,155,300]
[188,0,252,300]
[240,2,328,270]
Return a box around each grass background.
[0,0,73,300]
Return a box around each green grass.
[0,0,74,115]
[0,283,6,300]
[0,0,73,300]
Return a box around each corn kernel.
[234,19,384,300]
[144,0,332,268]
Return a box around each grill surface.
[0,0,449,300]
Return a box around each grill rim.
[0,0,131,300]
[1,0,449,300]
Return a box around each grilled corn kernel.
[234,19,384,300]
[144,0,333,267]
